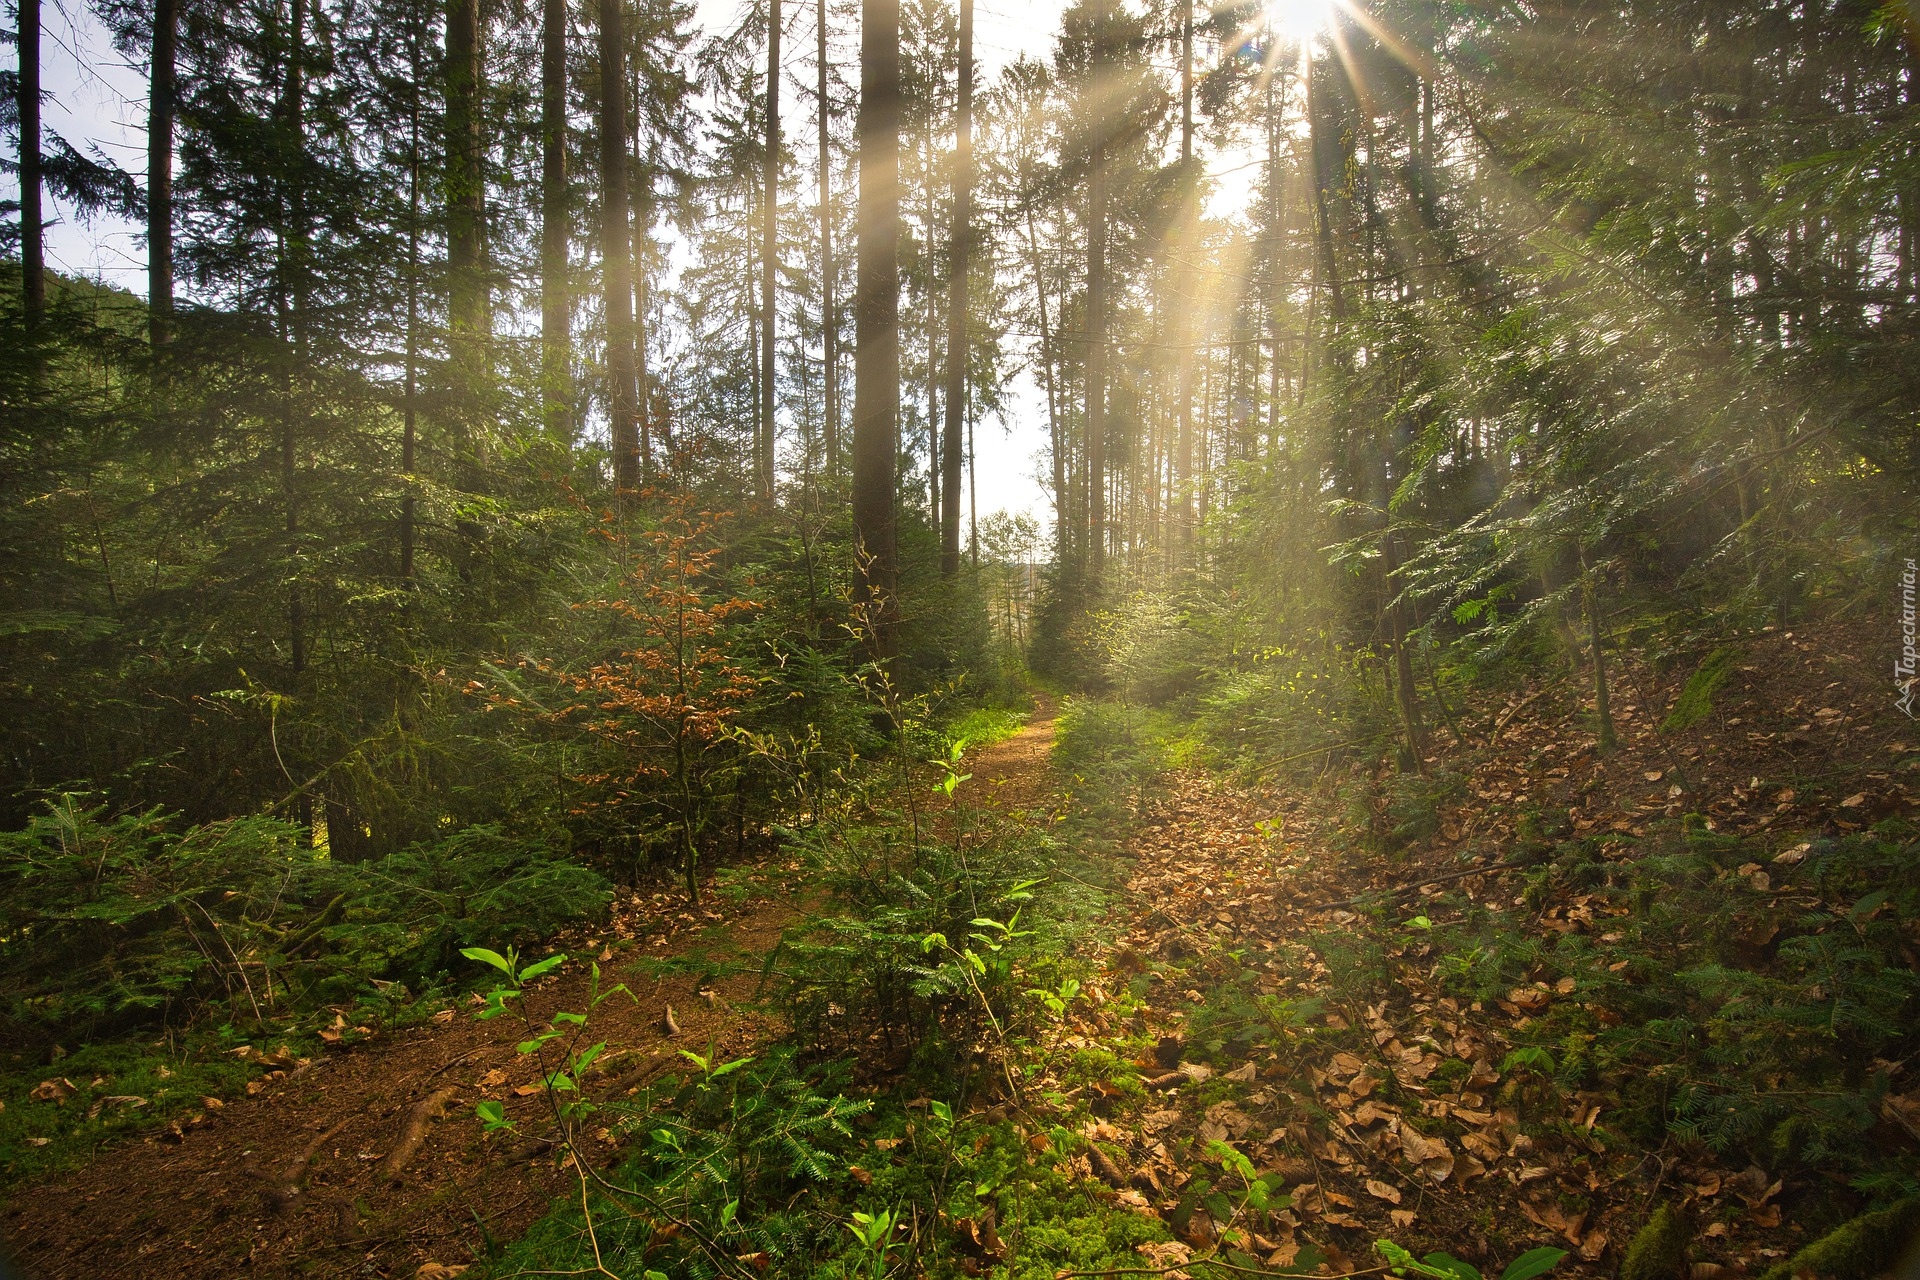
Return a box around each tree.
[509,498,761,902]
[149,0,177,357]
[16,0,43,326]
[444,0,488,440]
[541,0,569,436]
[937,0,972,576]
[852,0,901,630]
[760,0,782,498]
[816,0,839,475]
[600,0,640,503]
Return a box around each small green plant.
[1377,1239,1567,1280]
[463,945,630,1134]
[845,1206,900,1279]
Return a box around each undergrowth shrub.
[1413,821,1920,1203]
[1194,646,1388,779]
[1051,698,1182,832]
[0,797,609,1044]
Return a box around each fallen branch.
[379,1085,458,1182]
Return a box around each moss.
[1619,1205,1689,1280]
[1757,1196,1920,1280]
[1662,646,1737,732]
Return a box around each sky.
[8,0,1252,535]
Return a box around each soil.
[0,699,1059,1280]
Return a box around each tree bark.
[817,0,838,476]
[149,0,177,357]
[939,0,972,576]
[761,0,782,499]
[1084,0,1110,573]
[17,0,43,327]
[600,0,640,504]
[541,0,570,437]
[446,0,489,439]
[852,0,901,635]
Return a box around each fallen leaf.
[30,1078,76,1103]
[478,1069,508,1088]
[1365,1179,1402,1204]
[1399,1126,1456,1183]
[415,1266,469,1280]
[1521,1199,1587,1245]
[512,1083,543,1097]
[431,1009,456,1025]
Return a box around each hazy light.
[1265,0,1335,46]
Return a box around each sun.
[1263,0,1335,47]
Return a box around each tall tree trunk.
[1307,52,1346,329]
[541,0,569,437]
[149,0,177,358]
[282,0,310,694]
[817,0,838,476]
[629,58,652,476]
[852,0,900,635]
[761,0,782,500]
[1173,0,1193,558]
[17,0,43,327]
[1581,546,1618,753]
[1025,204,1064,560]
[1084,0,1110,573]
[600,0,640,504]
[446,0,489,449]
[403,16,425,583]
[939,0,972,576]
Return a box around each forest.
[2,0,1918,1275]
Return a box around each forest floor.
[1018,616,1916,1280]
[8,622,1916,1280]
[0,701,1059,1280]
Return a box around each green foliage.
[1756,1196,1920,1280]
[0,798,609,1041]
[1618,1205,1690,1280]
[1662,648,1739,733]
[1378,1239,1567,1280]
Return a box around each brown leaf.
[31,1078,76,1103]
[848,1165,872,1186]
[1390,1209,1417,1229]
[1520,1200,1587,1245]
[1399,1126,1456,1183]
[1365,1179,1403,1204]
[415,1266,470,1280]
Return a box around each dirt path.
[2,698,1059,1280]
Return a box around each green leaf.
[679,1049,711,1072]
[519,954,566,982]
[929,1100,953,1125]
[1422,1252,1485,1280]
[710,1055,755,1077]
[461,946,515,977]
[475,1099,506,1126]
[1497,1248,1567,1280]
[921,932,947,953]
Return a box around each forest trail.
[1,698,1062,1280]
[1036,618,1912,1278]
